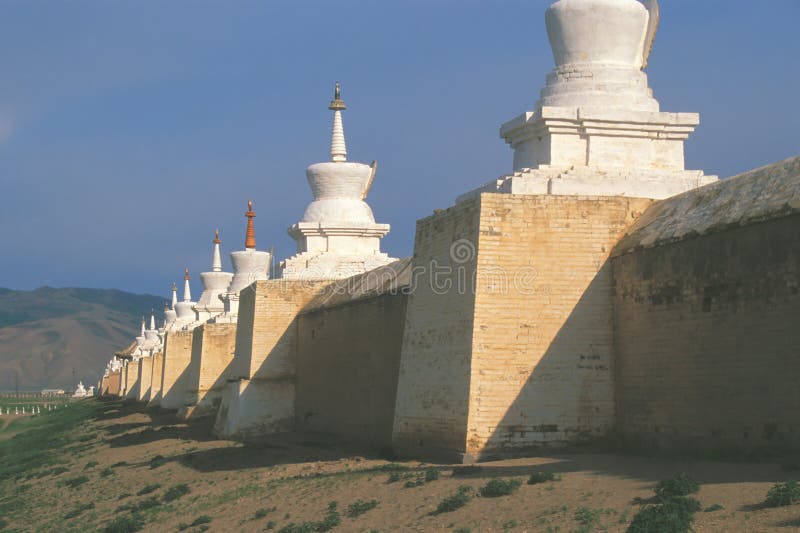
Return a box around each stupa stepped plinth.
[459,0,716,202]
[281,83,395,281]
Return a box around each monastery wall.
[148,352,163,407]
[392,199,482,460]
[105,372,121,397]
[160,330,194,410]
[137,357,153,402]
[612,157,800,454]
[214,280,328,438]
[392,193,651,462]
[181,322,237,419]
[296,260,411,447]
[125,360,140,400]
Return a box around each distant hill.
[0,287,164,391]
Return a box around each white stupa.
[73,382,88,398]
[281,83,395,280]
[214,200,271,322]
[193,230,234,323]
[141,311,161,354]
[460,0,716,201]
[163,283,178,331]
[173,269,197,330]
[133,317,146,358]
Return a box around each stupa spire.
[149,310,155,331]
[212,229,222,272]
[171,282,178,308]
[245,200,257,250]
[140,317,145,336]
[183,268,192,302]
[328,82,347,162]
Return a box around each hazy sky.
[1,0,798,296]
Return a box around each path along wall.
[295,259,411,448]
[612,156,800,454]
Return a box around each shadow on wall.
[483,261,617,460]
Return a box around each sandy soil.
[2,401,799,532]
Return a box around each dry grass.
[0,400,798,532]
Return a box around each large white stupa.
[281,83,395,280]
[214,200,271,322]
[193,230,234,323]
[460,0,716,201]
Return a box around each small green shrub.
[64,502,95,519]
[163,483,190,502]
[317,502,341,531]
[84,461,99,470]
[655,474,699,500]
[178,516,212,531]
[765,480,800,507]
[100,467,114,478]
[479,478,522,497]
[50,466,69,476]
[63,475,89,488]
[627,497,700,533]
[136,483,161,496]
[148,454,167,469]
[574,507,606,531]
[704,503,724,512]
[265,521,276,530]
[346,499,379,518]
[254,506,277,519]
[277,523,316,533]
[102,513,145,533]
[424,468,440,482]
[528,471,558,485]
[451,465,482,477]
[378,463,410,472]
[435,485,473,513]
[134,496,160,511]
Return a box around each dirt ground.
[1,400,799,532]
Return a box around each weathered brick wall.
[125,360,140,399]
[104,372,120,397]
[392,198,481,460]
[185,323,237,408]
[215,280,328,438]
[392,193,650,461]
[160,330,194,410]
[296,292,408,447]
[240,281,328,380]
[148,352,163,406]
[137,357,153,402]
[611,157,800,454]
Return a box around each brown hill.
[0,287,163,391]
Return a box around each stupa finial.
[149,310,156,331]
[183,268,192,302]
[140,316,145,335]
[171,282,178,308]
[328,81,347,162]
[245,200,257,250]
[212,229,223,272]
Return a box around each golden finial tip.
[214,229,221,244]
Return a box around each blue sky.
[1,0,798,296]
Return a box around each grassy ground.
[1,400,800,532]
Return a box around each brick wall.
[392,193,650,461]
[296,292,408,447]
[392,198,482,459]
[148,352,163,406]
[137,357,153,402]
[160,330,194,410]
[125,360,140,399]
[612,157,800,454]
[185,323,237,408]
[613,215,800,453]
